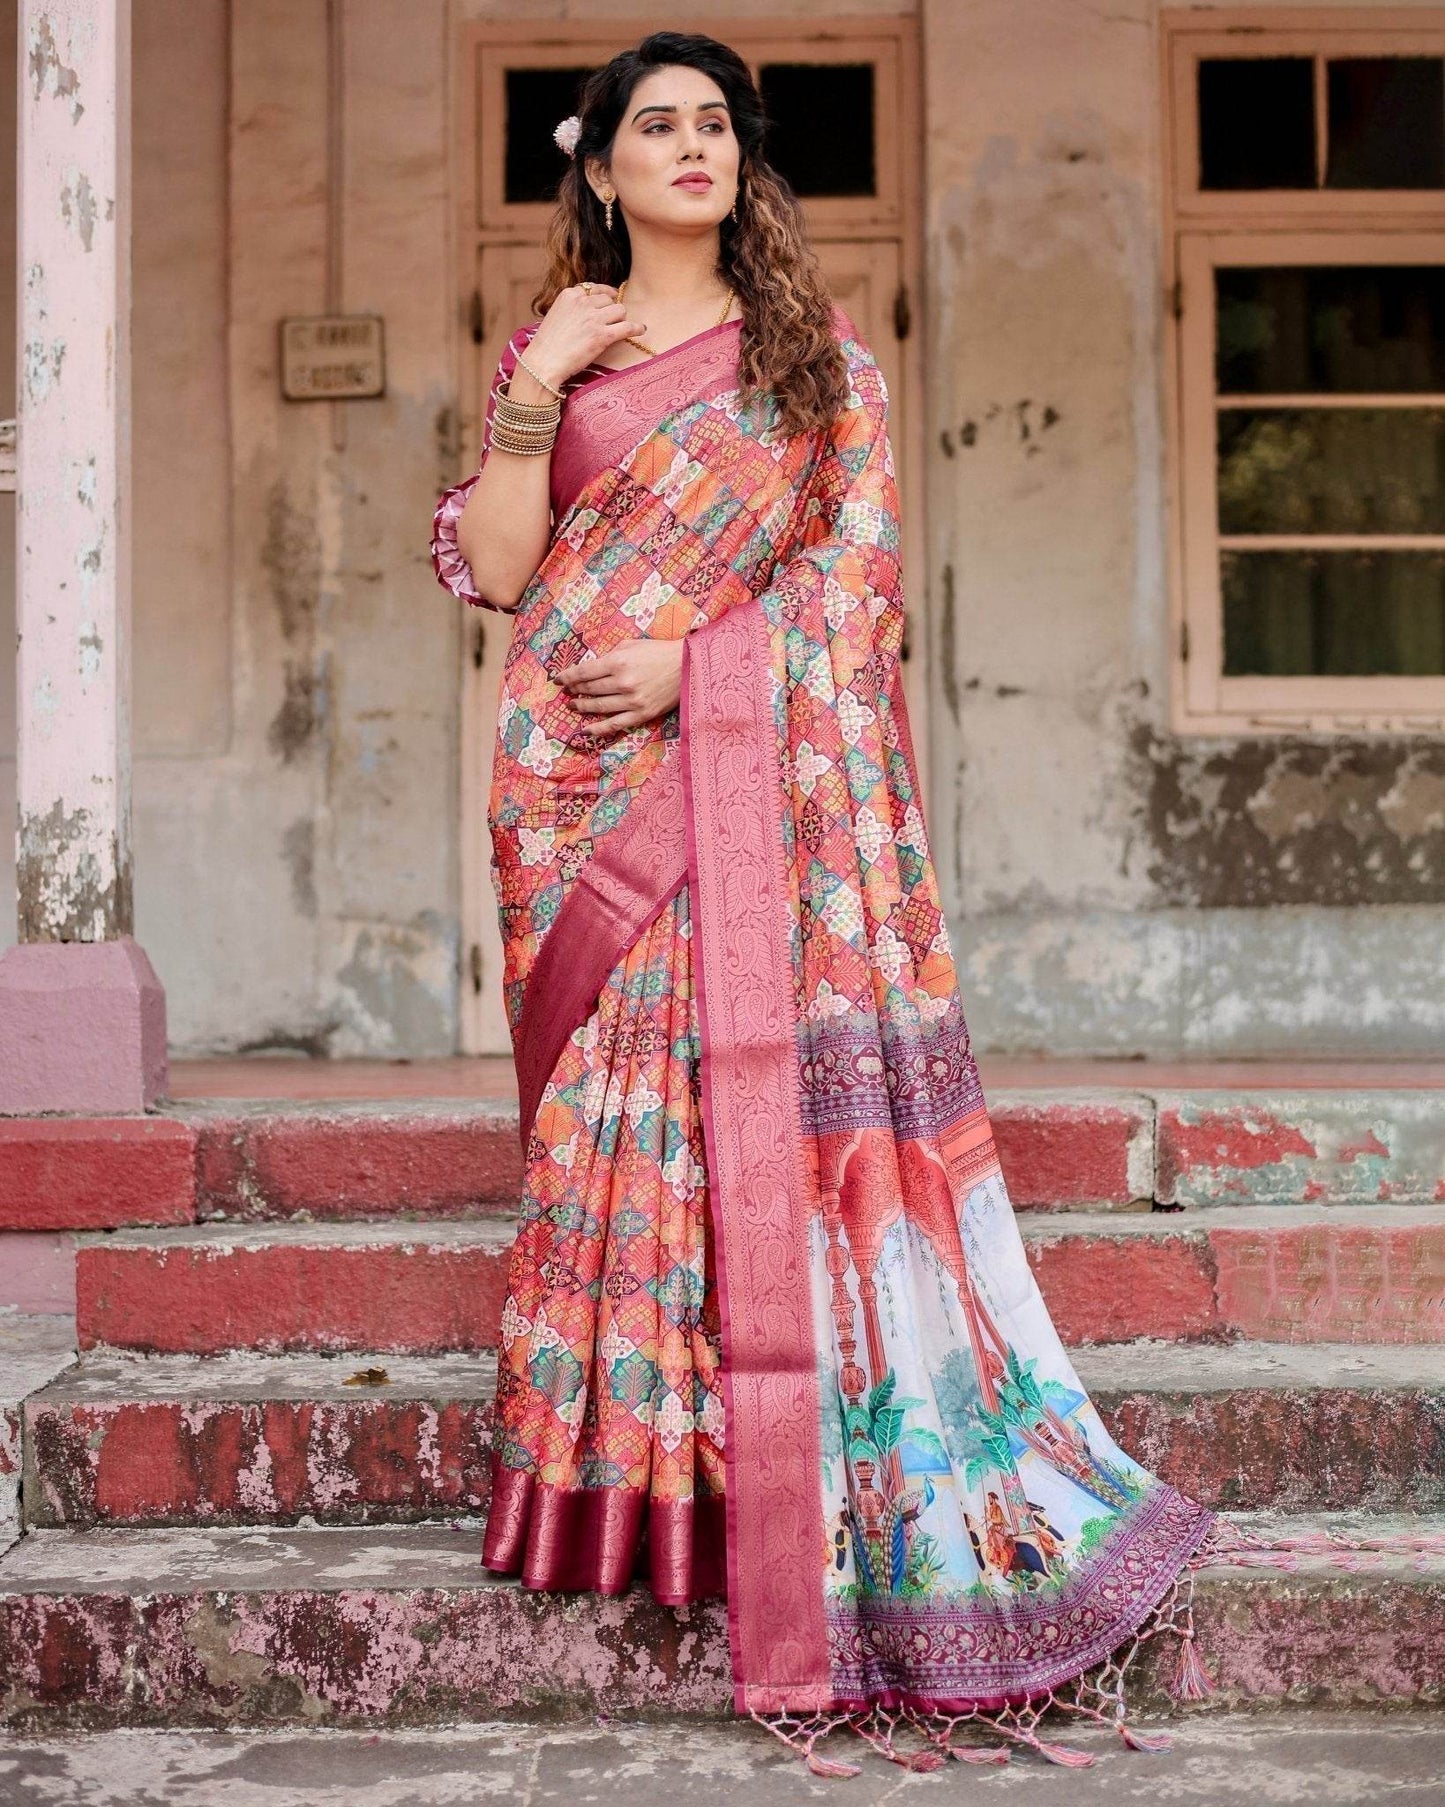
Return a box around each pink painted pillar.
[0,0,166,1113]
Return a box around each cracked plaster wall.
[2,0,1439,1057]
[2,0,461,1056]
[923,0,1445,1054]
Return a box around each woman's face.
[589,64,740,237]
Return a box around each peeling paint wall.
[3,0,1440,1056]
[923,0,1445,1055]
[3,0,463,1054]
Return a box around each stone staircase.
[1,1084,1442,1730]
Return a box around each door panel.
[459,245,546,1055]
[457,22,921,1053]
[814,239,928,776]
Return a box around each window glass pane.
[505,67,596,204]
[1327,58,1445,189]
[1222,550,1445,675]
[1217,266,1445,394]
[1198,58,1315,190]
[1219,408,1445,534]
[759,63,875,196]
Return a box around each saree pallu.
[432,311,1217,1765]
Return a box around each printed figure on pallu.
[432,304,1219,1773]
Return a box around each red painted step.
[190,1095,1152,1218]
[73,1207,1444,1355]
[191,1102,523,1223]
[1156,1091,1445,1208]
[21,1344,1442,1530]
[5,1086,1439,1229]
[0,1118,195,1231]
[1024,1206,1444,1346]
[0,1517,1440,1728]
[3,1317,76,1546]
[76,1222,515,1356]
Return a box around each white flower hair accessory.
[553,115,582,158]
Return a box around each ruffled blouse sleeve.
[430,322,542,611]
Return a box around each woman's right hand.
[522,284,647,389]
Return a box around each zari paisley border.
[683,601,834,1715]
[513,741,688,1147]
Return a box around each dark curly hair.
[532,31,849,439]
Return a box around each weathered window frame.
[1163,7,1445,735]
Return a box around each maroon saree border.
[513,742,689,1146]
[482,1456,727,1605]
[682,602,833,1715]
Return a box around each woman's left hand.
[558,640,685,734]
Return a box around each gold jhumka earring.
[603,188,615,232]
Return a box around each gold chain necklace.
[616,280,735,356]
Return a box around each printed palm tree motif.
[995,1348,1136,1511]
[845,1370,937,1594]
[955,1399,1058,1590]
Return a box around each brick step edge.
[0,1523,1440,1729]
[21,1345,1445,1529]
[0,1107,525,1232]
[73,1208,1445,1354]
[6,1088,1443,1230]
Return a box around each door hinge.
[1179,618,1191,663]
[472,618,486,669]
[893,281,912,342]
[469,288,485,345]
[1169,279,1183,321]
[468,941,483,995]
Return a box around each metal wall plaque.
[280,315,385,400]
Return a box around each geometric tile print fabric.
[431,313,1215,1741]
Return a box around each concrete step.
[5,1086,1441,1232]
[19,1343,1444,1532]
[1,1316,76,1551]
[73,1205,1445,1355]
[1154,1091,1445,1208]
[0,1514,1440,1729]
[6,1715,1445,1804]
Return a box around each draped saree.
[431,310,1217,1765]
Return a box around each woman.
[432,30,1218,1774]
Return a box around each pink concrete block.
[0,1232,76,1316]
[0,1570,735,1727]
[992,1097,1150,1209]
[0,1118,195,1230]
[0,939,167,1115]
[1182,1568,1445,1708]
[0,1538,1438,1726]
[194,1111,523,1221]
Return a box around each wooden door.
[456,20,922,1053]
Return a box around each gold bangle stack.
[489,381,561,457]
